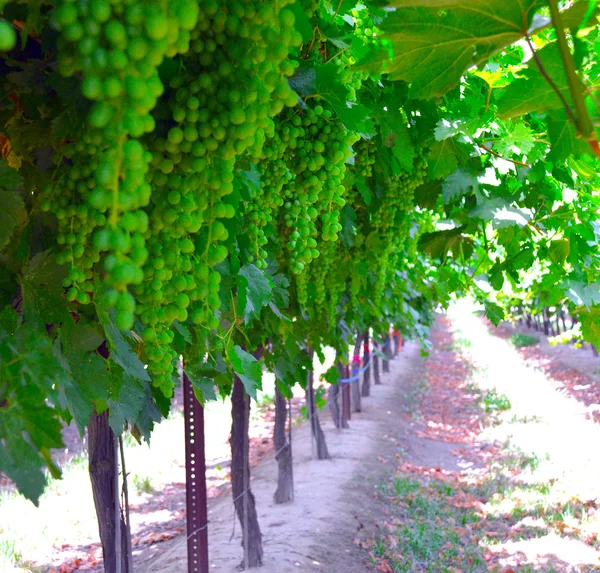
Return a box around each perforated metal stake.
[183,372,209,573]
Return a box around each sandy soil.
[135,343,425,573]
[497,320,600,386]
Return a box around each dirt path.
[498,320,600,388]
[494,321,600,423]
[137,343,425,573]
[364,303,600,573]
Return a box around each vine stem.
[119,436,133,573]
[476,142,531,167]
[327,0,344,30]
[324,48,346,64]
[547,0,594,139]
[110,137,126,227]
[524,34,577,126]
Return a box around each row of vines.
[0,0,599,569]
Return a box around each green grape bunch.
[133,0,301,394]
[370,150,428,303]
[277,104,358,276]
[47,0,198,330]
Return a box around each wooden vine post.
[183,371,209,573]
[342,365,351,422]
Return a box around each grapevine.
[0,0,598,537]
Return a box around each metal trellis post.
[183,371,209,573]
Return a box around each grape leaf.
[565,280,600,307]
[104,320,151,382]
[484,300,505,326]
[20,250,70,326]
[489,264,505,290]
[548,239,570,264]
[434,119,463,141]
[0,160,26,249]
[470,199,532,228]
[442,169,478,203]
[414,180,442,208]
[359,0,538,99]
[268,271,290,319]
[54,322,109,434]
[107,374,147,436]
[0,266,17,307]
[418,227,471,259]
[238,168,261,200]
[236,264,273,324]
[227,345,262,399]
[0,315,65,503]
[496,43,572,119]
[289,63,317,97]
[547,109,590,162]
[315,63,375,134]
[340,204,357,248]
[0,423,49,505]
[130,388,162,442]
[494,123,536,157]
[290,0,313,43]
[427,139,459,180]
[187,371,218,403]
[579,307,600,349]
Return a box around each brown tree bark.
[329,362,349,429]
[373,345,381,385]
[306,368,330,459]
[273,384,293,504]
[361,331,371,397]
[88,411,130,573]
[231,376,263,568]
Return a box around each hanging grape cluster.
[46,0,198,329]
[41,0,302,394]
[133,0,301,392]
[299,138,376,323]
[370,150,428,303]
[280,105,358,275]
[22,0,432,398]
[334,5,381,101]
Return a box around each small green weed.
[482,390,512,413]
[510,333,540,348]
[132,474,153,495]
[0,537,23,570]
[255,392,275,411]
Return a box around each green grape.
[0,20,16,51]
[260,104,358,279]
[330,4,381,101]
[132,0,302,394]
[51,0,196,334]
[367,149,428,304]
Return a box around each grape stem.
[327,0,344,30]
[324,49,346,64]
[110,136,126,227]
[476,142,531,167]
[524,34,577,127]
[546,0,594,139]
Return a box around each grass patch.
[371,475,487,572]
[369,445,600,573]
[510,333,540,348]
